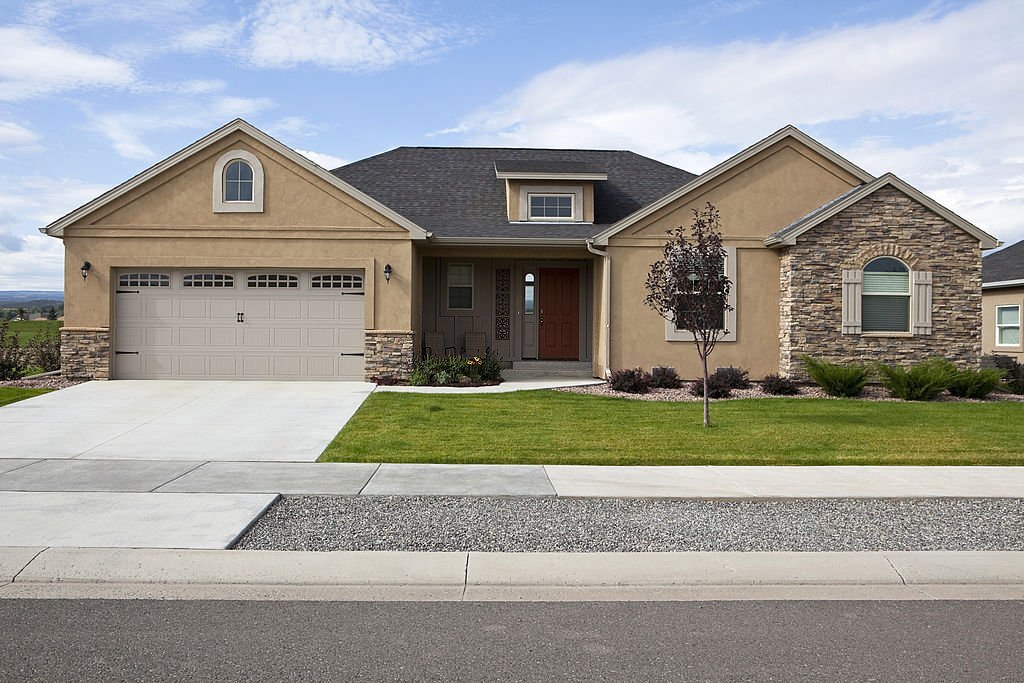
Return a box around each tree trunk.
[701,351,711,427]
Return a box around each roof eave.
[982,278,1024,290]
[42,119,430,241]
[592,125,876,246]
[427,236,590,247]
[494,171,609,181]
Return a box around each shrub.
[801,356,870,398]
[877,358,956,401]
[406,352,504,386]
[26,328,61,372]
[650,366,683,389]
[479,353,504,382]
[688,374,732,399]
[609,368,653,394]
[713,365,750,390]
[0,320,28,380]
[760,373,800,396]
[947,368,1005,400]
[407,368,431,386]
[985,355,1024,395]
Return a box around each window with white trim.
[246,273,298,288]
[528,194,573,220]
[523,273,535,314]
[119,273,170,287]
[183,273,234,288]
[862,257,910,333]
[213,149,264,213]
[447,264,473,310]
[996,305,1021,346]
[665,246,737,342]
[311,273,364,291]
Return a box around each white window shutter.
[912,270,933,335]
[841,269,862,334]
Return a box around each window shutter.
[841,269,862,334]
[911,270,933,335]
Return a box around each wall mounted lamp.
[383,263,393,283]
[80,261,92,280]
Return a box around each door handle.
[237,312,244,323]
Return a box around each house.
[982,239,1023,361]
[42,119,999,382]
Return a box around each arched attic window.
[212,149,264,213]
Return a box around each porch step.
[507,361,595,379]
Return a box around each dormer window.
[213,149,265,213]
[528,194,574,221]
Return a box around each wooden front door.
[538,268,579,360]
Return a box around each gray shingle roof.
[332,147,695,239]
[983,238,1024,283]
[766,184,866,244]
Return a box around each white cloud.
[447,0,1024,245]
[0,26,135,100]
[87,96,275,160]
[245,0,468,71]
[270,116,324,138]
[0,121,41,149]
[295,149,347,169]
[0,175,112,289]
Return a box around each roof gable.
[42,119,429,239]
[591,125,875,245]
[764,173,1000,250]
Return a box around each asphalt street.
[1,599,1022,681]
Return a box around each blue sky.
[1,0,1021,289]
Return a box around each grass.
[5,319,61,343]
[0,387,52,407]
[319,391,1024,466]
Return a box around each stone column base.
[364,330,415,381]
[60,327,111,380]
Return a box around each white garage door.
[114,270,365,380]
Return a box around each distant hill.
[0,291,64,310]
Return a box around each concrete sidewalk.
[1,548,1022,601]
[3,460,1023,498]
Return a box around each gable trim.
[763,172,1000,250]
[591,125,875,245]
[41,119,429,240]
[983,279,1024,290]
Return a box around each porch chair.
[463,332,489,359]
[423,332,456,358]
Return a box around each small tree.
[644,203,732,427]
[46,306,58,321]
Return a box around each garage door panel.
[179,356,208,375]
[243,328,271,348]
[115,270,365,380]
[210,327,237,347]
[146,299,174,319]
[273,328,301,348]
[179,300,207,318]
[179,327,207,346]
[145,327,174,347]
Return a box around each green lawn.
[319,391,1024,466]
[0,387,52,407]
[5,319,61,343]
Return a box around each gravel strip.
[0,376,85,390]
[235,496,1024,552]
[559,382,1024,402]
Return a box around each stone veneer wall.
[364,330,415,381]
[778,186,982,378]
[61,327,111,379]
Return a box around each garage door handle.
[236,312,244,323]
[340,353,365,357]
[115,351,139,355]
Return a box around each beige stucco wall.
[60,131,415,332]
[982,286,1024,359]
[605,139,862,378]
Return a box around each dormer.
[495,160,606,223]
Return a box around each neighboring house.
[982,239,1024,361]
[42,119,999,382]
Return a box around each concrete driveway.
[0,380,373,462]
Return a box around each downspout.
[586,239,611,379]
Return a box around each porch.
[417,250,599,375]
